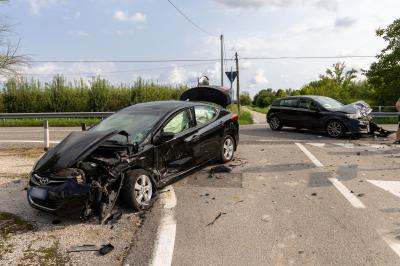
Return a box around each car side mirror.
[153,131,175,145]
[128,143,139,154]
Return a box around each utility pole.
[235,52,240,115]
[220,34,224,87]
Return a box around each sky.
[1,0,400,96]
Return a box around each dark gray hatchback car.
[266,96,372,138]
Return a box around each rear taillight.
[230,114,238,121]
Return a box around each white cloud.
[211,0,339,11]
[29,0,57,15]
[334,17,357,28]
[251,69,269,86]
[113,10,147,23]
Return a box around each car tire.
[269,116,283,131]
[219,135,235,163]
[122,169,154,211]
[326,120,345,138]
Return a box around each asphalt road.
[1,124,400,265]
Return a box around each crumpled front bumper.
[342,118,370,134]
[27,179,90,216]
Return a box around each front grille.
[30,197,63,210]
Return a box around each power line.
[23,62,215,76]
[31,59,222,63]
[241,55,376,60]
[30,55,376,64]
[166,0,217,37]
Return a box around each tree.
[322,62,357,88]
[366,18,400,105]
[253,89,275,108]
[239,92,252,106]
[0,0,27,78]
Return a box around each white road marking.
[295,143,324,167]
[296,142,366,209]
[382,235,400,258]
[334,143,355,149]
[367,180,400,199]
[306,143,326,148]
[328,178,366,209]
[0,140,61,144]
[150,186,177,266]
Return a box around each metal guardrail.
[0,112,114,119]
[371,112,399,117]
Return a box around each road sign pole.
[235,52,240,115]
[220,34,224,87]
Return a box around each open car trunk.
[179,85,231,108]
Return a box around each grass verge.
[247,106,269,114]
[373,117,398,124]
[228,105,254,125]
[0,118,101,127]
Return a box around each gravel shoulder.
[0,148,142,266]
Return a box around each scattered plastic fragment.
[206,212,227,226]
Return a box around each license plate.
[30,187,48,200]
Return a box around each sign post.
[225,68,237,100]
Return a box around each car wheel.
[123,169,153,211]
[326,120,345,138]
[269,116,283,131]
[220,135,235,162]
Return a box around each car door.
[279,98,299,126]
[296,98,324,129]
[154,108,196,179]
[192,105,221,163]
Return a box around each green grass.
[247,106,269,114]
[0,118,101,127]
[228,105,254,125]
[373,117,398,124]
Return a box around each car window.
[298,99,320,111]
[163,109,193,134]
[195,105,218,126]
[280,99,298,107]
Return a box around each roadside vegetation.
[0,117,101,127]
[228,105,253,125]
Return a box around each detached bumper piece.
[28,180,90,216]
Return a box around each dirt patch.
[0,149,143,266]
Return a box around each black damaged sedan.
[27,85,239,223]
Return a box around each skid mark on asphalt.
[150,186,177,266]
[295,142,366,208]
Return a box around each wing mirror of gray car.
[154,131,175,145]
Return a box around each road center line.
[150,185,177,266]
[295,142,366,209]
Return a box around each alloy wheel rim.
[134,175,152,206]
[223,137,234,160]
[270,117,279,129]
[327,121,342,137]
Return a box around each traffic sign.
[225,71,237,83]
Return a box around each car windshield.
[92,111,163,144]
[316,97,344,110]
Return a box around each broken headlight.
[345,113,360,119]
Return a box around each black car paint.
[27,99,238,221]
[267,96,370,135]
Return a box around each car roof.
[122,100,211,113]
[279,95,332,100]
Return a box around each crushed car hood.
[33,129,122,174]
[180,85,231,108]
[335,101,373,117]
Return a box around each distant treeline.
[0,76,187,113]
